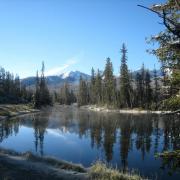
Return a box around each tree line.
[0,62,76,108]
[0,67,32,104]
[77,0,180,111]
[78,43,162,110]
[0,0,179,110]
[0,40,176,110]
[0,62,53,108]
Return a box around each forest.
[0,0,179,112]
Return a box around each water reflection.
[0,106,179,179]
[33,114,49,156]
[0,118,20,143]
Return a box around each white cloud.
[45,58,77,76]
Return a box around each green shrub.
[161,96,180,111]
[155,150,180,174]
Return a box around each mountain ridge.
[21,69,163,88]
[21,70,91,87]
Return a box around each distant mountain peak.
[21,69,162,89]
[21,70,91,88]
[60,71,72,79]
[59,70,89,79]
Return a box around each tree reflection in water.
[0,108,179,175]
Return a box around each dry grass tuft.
[89,161,146,180]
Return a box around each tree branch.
[162,10,179,37]
[175,0,180,10]
[138,4,180,38]
[137,5,177,26]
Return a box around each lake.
[0,105,179,179]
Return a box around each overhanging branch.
[138,4,180,38]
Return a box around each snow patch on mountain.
[21,70,91,87]
[60,71,71,79]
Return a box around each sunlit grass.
[89,161,146,180]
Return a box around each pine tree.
[14,75,21,101]
[153,67,160,109]
[59,82,75,105]
[146,0,180,96]
[0,66,32,104]
[34,62,52,108]
[63,82,70,105]
[119,44,132,108]
[141,64,146,107]
[135,72,143,107]
[144,70,152,109]
[90,68,96,104]
[0,68,5,99]
[34,71,40,108]
[103,57,116,106]
[40,62,52,106]
[129,71,135,108]
[95,69,102,105]
[70,89,76,104]
[78,76,89,106]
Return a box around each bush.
[160,96,180,111]
[155,150,180,174]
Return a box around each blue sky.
[0,0,165,78]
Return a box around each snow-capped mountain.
[21,69,162,90]
[21,71,91,88]
[59,71,90,80]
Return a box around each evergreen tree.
[63,82,71,105]
[103,57,116,106]
[135,64,151,108]
[34,62,52,108]
[34,71,40,108]
[39,62,52,106]
[95,69,102,105]
[0,66,32,104]
[141,0,180,110]
[153,67,160,109]
[14,75,21,99]
[0,68,5,98]
[144,70,152,109]
[90,68,96,104]
[78,76,89,106]
[119,44,132,108]
[70,89,76,104]
[59,82,75,105]
[135,72,143,107]
[146,1,180,96]
[129,71,136,108]
[140,64,146,107]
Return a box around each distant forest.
[49,0,180,111]
[0,42,177,111]
[77,43,163,110]
[0,67,33,104]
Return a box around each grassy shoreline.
[0,148,145,180]
[0,104,40,120]
[80,105,172,114]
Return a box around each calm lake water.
[0,106,179,179]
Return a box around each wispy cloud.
[46,59,77,76]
